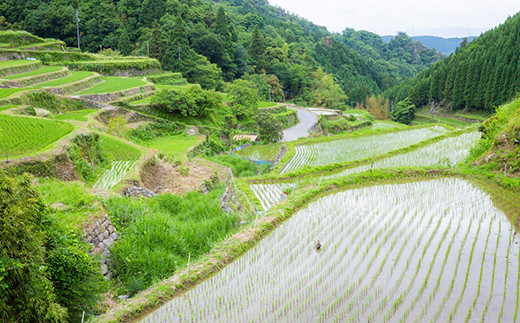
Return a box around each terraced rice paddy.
[0,88,24,98]
[0,114,74,157]
[143,178,520,322]
[94,160,136,189]
[252,131,480,211]
[325,131,481,180]
[99,135,141,160]
[281,126,448,174]
[30,71,94,89]
[239,143,284,161]
[54,109,99,121]
[78,76,147,95]
[3,66,63,80]
[0,60,36,68]
[250,182,297,211]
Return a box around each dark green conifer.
[118,26,132,56]
[249,25,265,71]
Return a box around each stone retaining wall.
[84,215,119,280]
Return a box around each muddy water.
[141,178,520,322]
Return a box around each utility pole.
[76,10,80,50]
[430,100,435,123]
[146,41,149,57]
[178,46,182,60]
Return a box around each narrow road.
[282,106,318,141]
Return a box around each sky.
[268,0,520,38]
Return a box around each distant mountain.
[385,12,520,112]
[381,35,477,55]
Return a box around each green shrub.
[0,172,105,322]
[392,98,416,125]
[45,218,107,321]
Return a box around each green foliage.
[228,79,259,120]
[249,25,265,71]
[1,0,436,105]
[392,98,416,125]
[271,108,298,128]
[303,67,347,109]
[118,27,132,56]
[151,86,222,117]
[103,187,238,295]
[255,110,282,143]
[0,173,104,322]
[318,115,352,134]
[67,133,108,182]
[23,91,85,113]
[107,116,128,137]
[44,219,107,321]
[128,120,184,142]
[0,49,96,63]
[0,172,67,322]
[0,30,46,47]
[469,98,520,173]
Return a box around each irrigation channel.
[141,178,520,322]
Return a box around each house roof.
[233,134,259,141]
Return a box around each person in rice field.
[315,240,321,251]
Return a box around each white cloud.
[268,0,520,37]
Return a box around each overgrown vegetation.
[103,186,239,296]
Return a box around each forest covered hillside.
[0,0,442,105]
[385,12,520,112]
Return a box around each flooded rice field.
[142,178,520,322]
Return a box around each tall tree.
[118,26,132,55]
[249,25,265,72]
[149,20,164,60]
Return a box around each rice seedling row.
[282,126,448,173]
[94,160,136,189]
[0,114,74,157]
[252,131,479,212]
[143,178,520,322]
[325,131,481,180]
[465,218,493,322]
